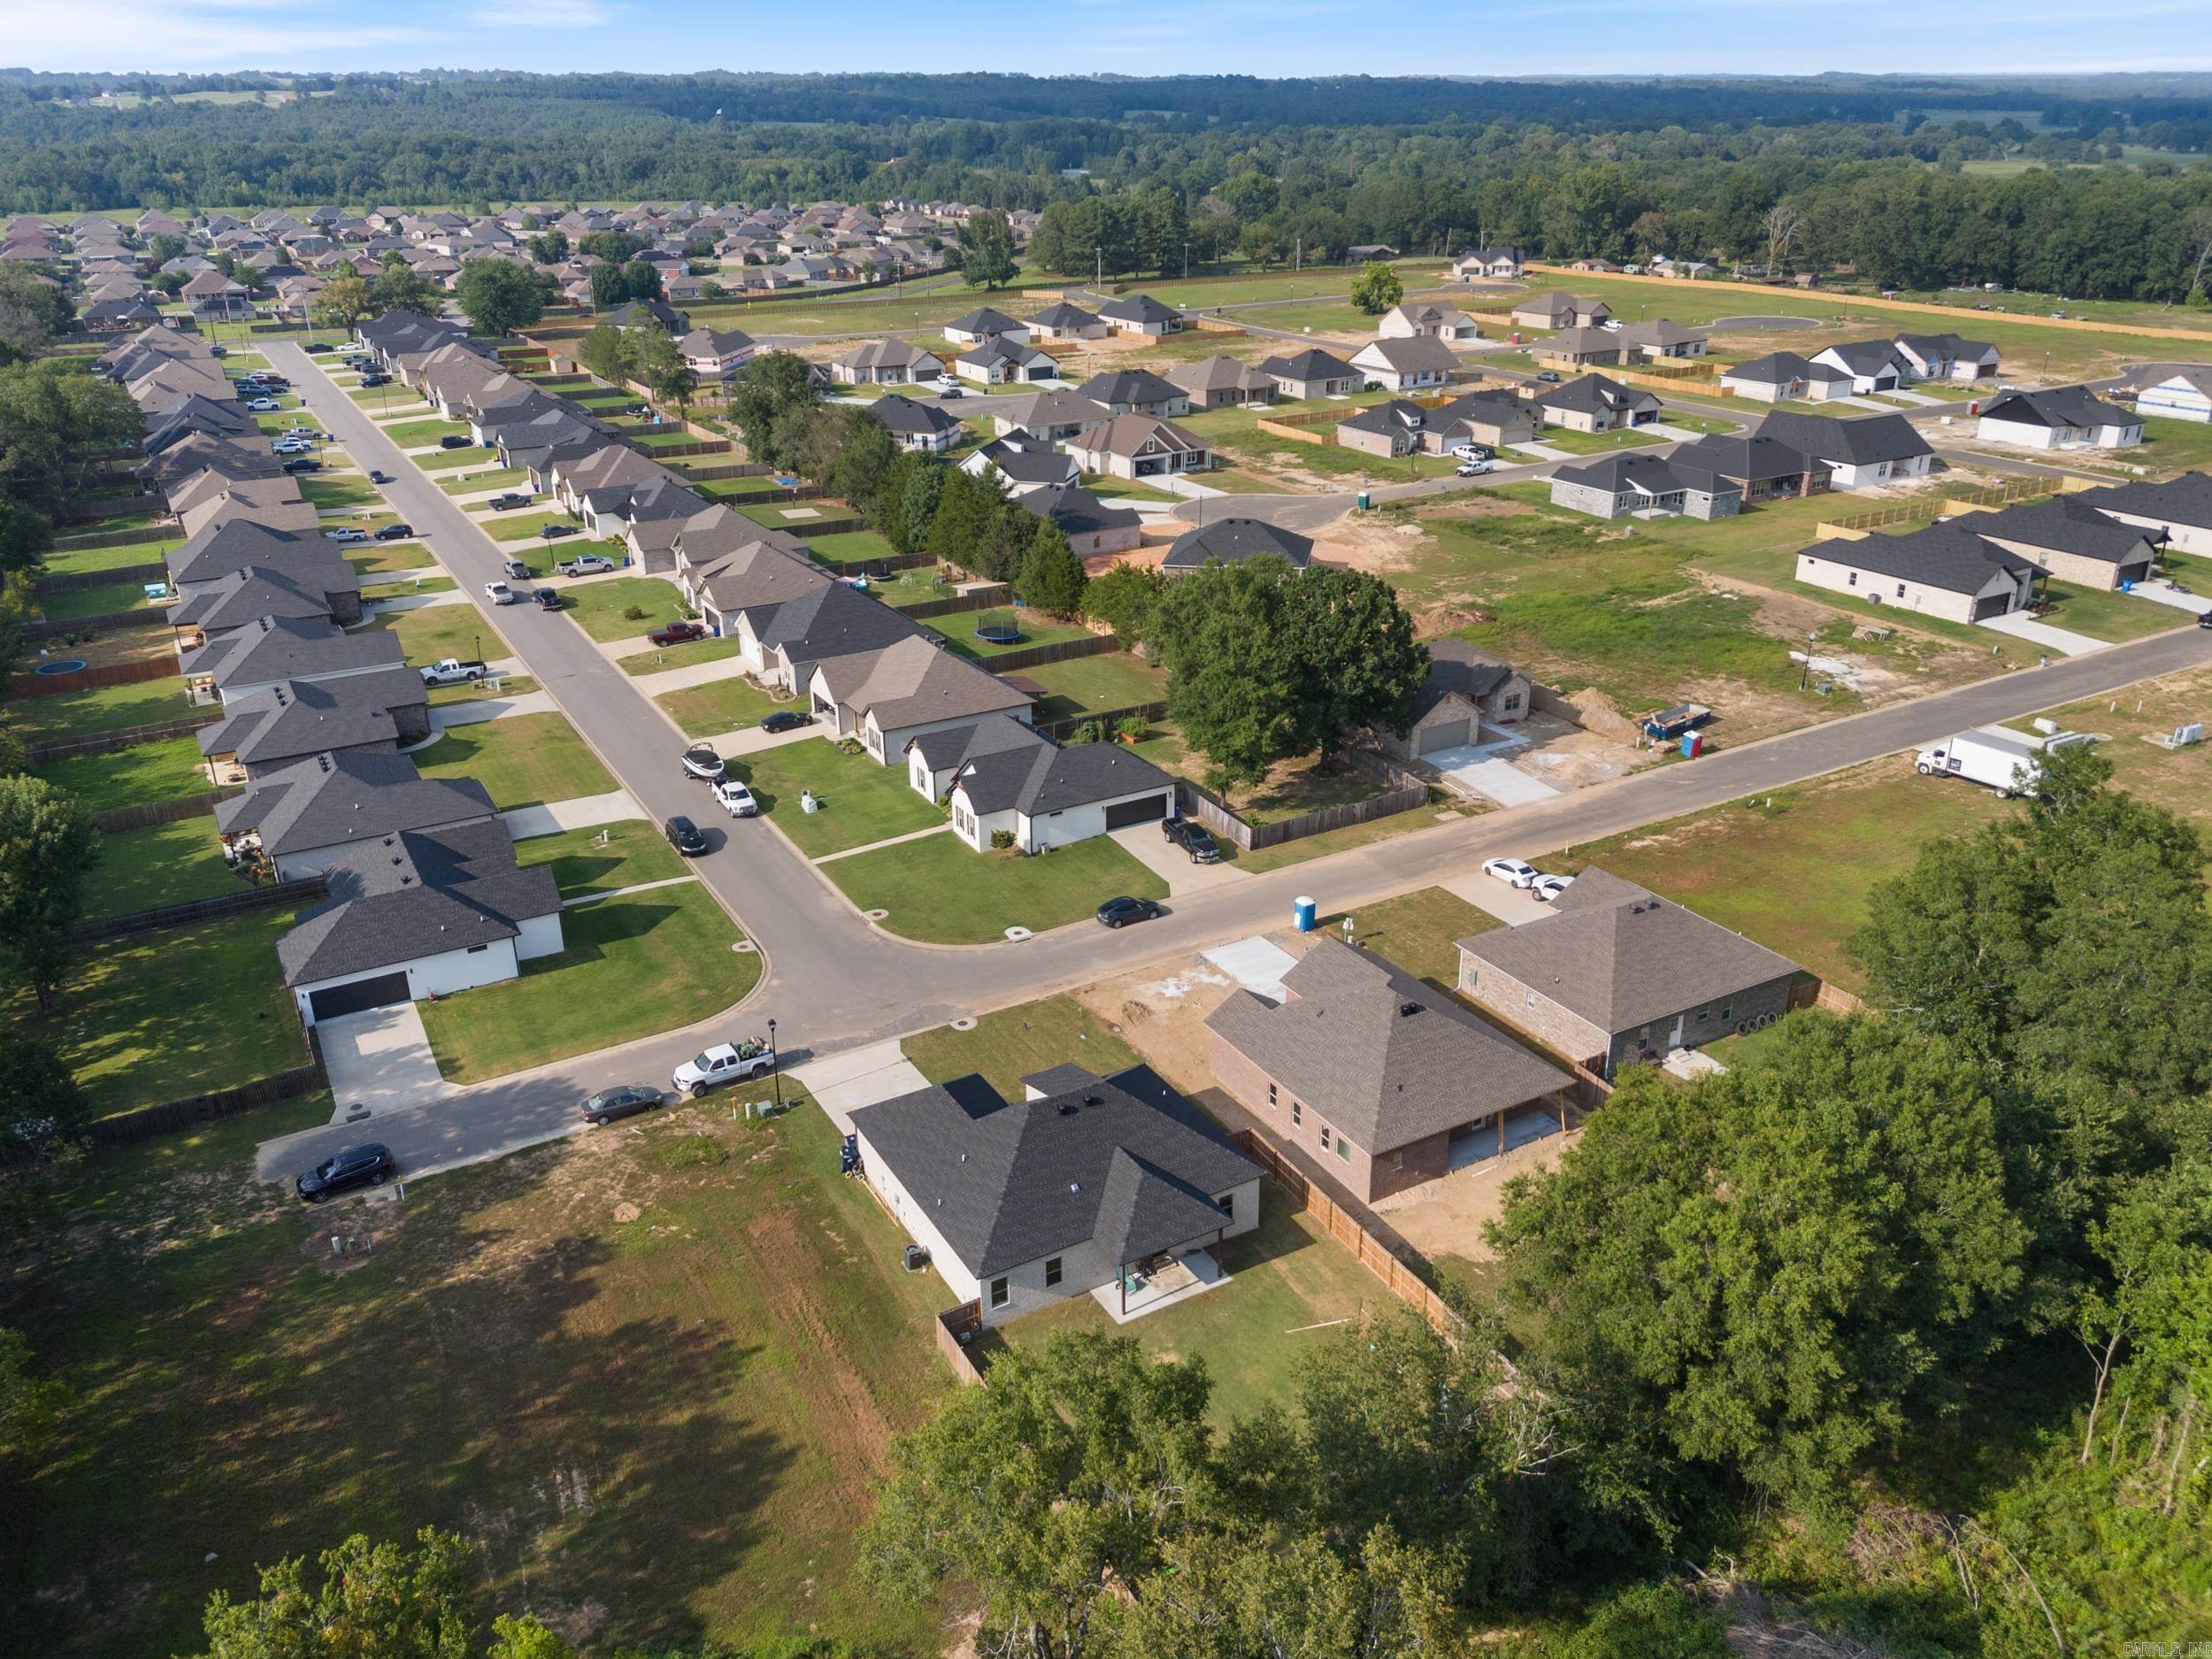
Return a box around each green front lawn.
[902,993,1141,1100]
[512,818,689,897]
[362,603,506,668]
[83,818,240,918]
[618,635,745,676]
[345,540,437,576]
[8,909,305,1114]
[823,832,1168,944]
[487,509,580,542]
[738,741,943,856]
[7,673,193,743]
[427,673,537,706]
[381,418,474,447]
[440,465,528,495]
[299,475,380,510]
[32,735,213,814]
[1325,887,1500,987]
[419,885,758,1084]
[559,575,692,642]
[411,444,502,472]
[656,677,787,739]
[1534,424,1668,455]
[411,711,615,809]
[2038,580,2190,644]
[1021,651,1167,720]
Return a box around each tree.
[308,273,377,339]
[827,405,899,513]
[0,499,53,580]
[956,209,1019,289]
[525,229,569,265]
[1350,262,1405,316]
[863,1331,1217,1659]
[0,360,142,516]
[1275,566,1426,762]
[588,261,630,310]
[0,264,70,365]
[577,319,636,387]
[726,350,821,471]
[619,258,663,302]
[0,1027,88,1158]
[2076,1154,2212,1462]
[486,1616,574,1659]
[634,325,697,417]
[371,257,440,317]
[1565,1584,1732,1659]
[1083,562,1164,645]
[1490,1013,2024,1505]
[1018,517,1087,618]
[0,1326,65,1463]
[456,258,549,337]
[1150,556,1302,787]
[0,775,102,1016]
[577,229,644,265]
[189,1527,476,1659]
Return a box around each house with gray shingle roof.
[180,614,406,705]
[1094,293,1183,337]
[1455,869,1802,1076]
[216,750,497,879]
[904,712,1176,852]
[1793,518,2045,624]
[1378,640,1531,763]
[808,634,1034,763]
[1160,517,1312,574]
[852,1061,1260,1325]
[1977,388,2143,452]
[196,669,430,782]
[830,338,943,386]
[1207,937,1572,1201]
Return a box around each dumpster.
[1293,895,1317,932]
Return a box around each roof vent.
[1069,1181,1082,1194]
[1083,1094,1103,1107]
[1057,1101,1078,1115]
[1399,1001,1422,1018]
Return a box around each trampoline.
[34,658,87,675]
[972,611,1025,647]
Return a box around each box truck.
[1915,726,2092,796]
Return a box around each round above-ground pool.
[34,658,87,675]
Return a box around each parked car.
[360,373,392,387]
[323,526,368,543]
[488,493,534,511]
[281,457,322,473]
[1455,460,1493,477]
[1095,895,1163,929]
[648,620,708,647]
[246,397,280,411]
[419,657,488,687]
[296,1143,395,1203]
[1531,873,1575,902]
[557,552,615,577]
[369,469,392,484]
[1450,442,1494,462]
[937,383,964,398]
[437,434,473,449]
[208,343,227,357]
[758,710,811,734]
[672,1041,772,1098]
[580,1085,664,1126]
[498,557,531,580]
[373,523,414,541]
[533,587,563,611]
[485,580,520,605]
[303,341,332,354]
[1481,856,1540,888]
[1162,816,1220,864]
[664,815,709,857]
[680,743,727,782]
[541,523,579,541]
[712,779,758,818]
[1535,370,1563,383]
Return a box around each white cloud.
[4,0,434,71]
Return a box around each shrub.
[1115,715,1148,743]
[1071,720,1105,745]
[622,603,647,621]
[989,828,1016,850]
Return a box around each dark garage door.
[1102,792,1171,830]
[1972,591,2014,620]
[309,972,411,1024]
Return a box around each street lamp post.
[767,1018,781,1110]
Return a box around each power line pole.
[1183,242,1190,280]
[1095,244,1102,289]
[1294,237,1302,273]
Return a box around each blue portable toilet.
[1293,895,1317,932]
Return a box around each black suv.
[437,434,473,449]
[665,815,709,856]
[296,1142,396,1203]
[373,523,414,541]
[1163,815,1221,864]
[581,1085,664,1126]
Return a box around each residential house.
[1094,293,1183,337]
[2134,368,2212,424]
[677,530,833,638]
[1024,481,1145,560]
[739,580,921,695]
[1160,518,1312,574]
[1962,495,2160,590]
[1549,452,1743,522]
[1509,290,1612,331]
[1207,938,1571,1202]
[1076,368,1189,419]
[180,616,408,705]
[1717,350,1855,403]
[1666,433,1830,503]
[1793,519,2044,624]
[1064,413,1212,481]
[954,336,1060,385]
[831,338,944,386]
[1539,326,1625,368]
[1977,388,2143,450]
[1615,319,1710,361]
[943,306,1027,346]
[1025,301,1107,342]
[1166,355,1277,410]
[1892,333,2001,382]
[677,326,757,379]
[279,819,564,1026]
[1350,335,1460,392]
[1810,341,1911,395]
[852,1061,1259,1326]
[1257,348,1359,401]
[1535,373,1662,434]
[1335,398,1432,458]
[1418,388,1536,452]
[215,750,497,881]
[808,634,1034,763]
[1751,411,1935,489]
[1347,244,1399,262]
[1455,868,1802,1076]
[169,562,364,645]
[872,392,966,453]
[196,670,431,783]
[963,437,1079,498]
[1379,640,1532,761]
[1378,302,1479,342]
[1453,247,1523,280]
[603,298,688,334]
[912,714,1179,852]
[2075,472,2212,557]
[996,388,1113,445]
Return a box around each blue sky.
[11,0,2212,79]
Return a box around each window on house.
[1722,997,1734,1021]
[1525,990,1538,1009]
[1318,1125,1332,1151]
[1044,1257,1062,1287]
[1291,1100,1302,1126]
[1337,1137,1352,1164]
[1847,571,1858,587]
[1266,1082,1278,1109]
[1697,1004,1709,1021]
[1392,1149,1405,1171]
[989,1276,1009,1309]
[1896,584,1907,598]
[1216,1192,1234,1219]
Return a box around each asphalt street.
[257,342,2212,1189]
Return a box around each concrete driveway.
[319,1004,453,1122]
[791,1040,932,1133]
[1978,611,2111,657]
[1110,823,1250,895]
[1422,742,1563,807]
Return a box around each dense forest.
[4,72,2212,297]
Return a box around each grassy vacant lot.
[824,832,1166,943]
[411,712,615,810]
[0,1095,951,1659]
[993,1181,1387,1422]
[7,674,195,742]
[656,676,786,738]
[559,576,693,642]
[1022,651,1167,720]
[618,635,744,676]
[739,740,942,857]
[1535,425,1668,456]
[419,885,757,1082]
[1329,887,1500,987]
[903,994,1141,1099]
[514,819,688,897]
[83,818,239,918]
[7,909,305,1114]
[32,735,211,814]
[690,472,787,500]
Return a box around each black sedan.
[1095,895,1163,929]
[758,710,812,734]
[369,470,392,484]
[296,1142,396,1203]
[581,1085,664,1126]
[665,815,709,857]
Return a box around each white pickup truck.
[484,580,521,606]
[419,657,489,687]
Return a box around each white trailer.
[1915,725,2091,796]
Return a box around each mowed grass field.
[0,1097,956,1659]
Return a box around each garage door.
[1419,717,1472,754]
[1102,792,1171,830]
[1972,591,2014,620]
[309,972,411,1024]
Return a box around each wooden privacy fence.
[73,873,326,945]
[39,561,166,593]
[890,582,1013,621]
[1175,749,1430,853]
[934,1302,987,1386]
[672,459,780,482]
[7,655,180,701]
[625,434,734,461]
[95,787,241,835]
[1232,1129,1463,1338]
[59,493,164,525]
[53,520,176,550]
[1788,975,1864,1016]
[963,631,1122,675]
[30,709,219,764]
[1033,701,1167,741]
[781,516,869,542]
[29,606,165,641]
[88,1058,326,1148]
